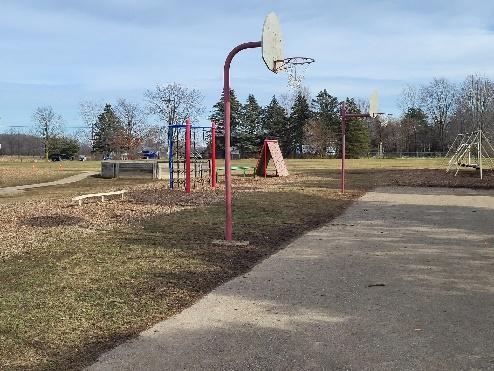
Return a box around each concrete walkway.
[89,187,494,371]
[0,171,98,196]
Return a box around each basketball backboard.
[262,12,284,73]
[369,90,379,117]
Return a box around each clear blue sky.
[1,0,494,132]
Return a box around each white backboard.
[262,12,284,73]
[369,90,379,117]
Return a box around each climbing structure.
[255,139,289,177]
[446,130,494,179]
[168,120,216,191]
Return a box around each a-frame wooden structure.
[255,139,289,177]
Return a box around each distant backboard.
[262,12,284,73]
[369,90,379,117]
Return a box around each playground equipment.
[339,90,381,193]
[222,11,314,240]
[168,119,216,192]
[256,139,289,177]
[445,130,494,179]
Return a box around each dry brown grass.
[0,159,493,370]
[0,167,80,187]
[0,160,99,187]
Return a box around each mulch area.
[0,182,223,259]
[2,168,493,259]
[377,168,494,189]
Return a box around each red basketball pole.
[211,121,216,188]
[340,102,346,193]
[185,117,191,194]
[224,41,262,241]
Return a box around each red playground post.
[211,121,216,188]
[185,118,191,194]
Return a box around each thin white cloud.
[2,0,494,125]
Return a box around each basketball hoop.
[275,57,315,90]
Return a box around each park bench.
[72,190,127,206]
[216,166,256,182]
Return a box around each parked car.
[142,150,159,159]
[50,153,70,161]
[79,155,87,161]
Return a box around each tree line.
[2,74,493,159]
[390,74,494,155]
[209,89,369,158]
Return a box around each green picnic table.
[216,166,256,182]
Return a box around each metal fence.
[367,151,446,158]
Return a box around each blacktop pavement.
[88,186,494,371]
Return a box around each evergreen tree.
[238,94,263,157]
[311,89,341,137]
[262,96,290,155]
[49,136,80,158]
[344,98,370,158]
[92,104,123,156]
[288,92,312,156]
[209,89,242,152]
[401,107,430,152]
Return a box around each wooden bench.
[72,190,127,206]
[216,166,256,182]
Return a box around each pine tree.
[344,98,370,158]
[288,93,312,156]
[311,89,341,137]
[209,89,242,152]
[401,107,430,152]
[92,104,124,156]
[238,94,263,157]
[262,96,290,155]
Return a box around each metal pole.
[185,118,191,193]
[211,121,217,188]
[223,40,262,241]
[340,102,346,193]
[264,140,267,177]
[168,126,174,189]
[479,129,483,179]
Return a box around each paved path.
[0,171,98,196]
[89,187,494,371]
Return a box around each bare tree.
[144,83,204,125]
[279,86,311,115]
[303,118,334,157]
[420,78,457,151]
[397,84,420,114]
[457,74,494,133]
[79,100,103,145]
[32,106,63,160]
[115,98,149,157]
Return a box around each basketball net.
[276,57,315,91]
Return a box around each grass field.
[0,158,492,370]
[0,157,445,190]
[0,160,99,187]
